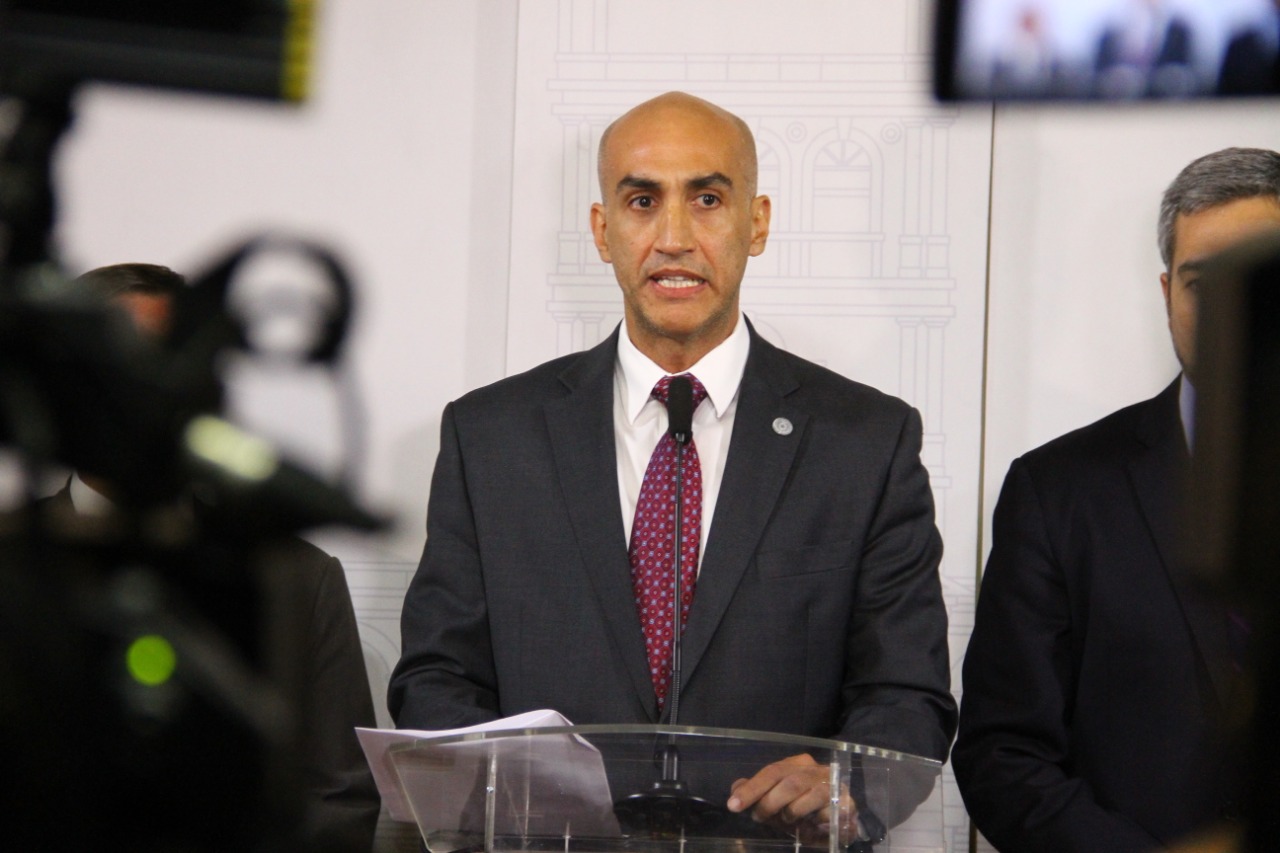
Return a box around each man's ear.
[1160,271,1172,317]
[590,202,612,263]
[748,195,771,257]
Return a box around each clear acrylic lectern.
[384,725,943,853]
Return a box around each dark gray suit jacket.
[390,322,955,762]
[954,380,1238,851]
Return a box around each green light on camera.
[126,635,177,687]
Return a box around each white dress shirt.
[614,314,750,567]
[1179,373,1195,452]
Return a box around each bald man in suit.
[390,92,955,837]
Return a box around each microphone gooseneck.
[666,373,694,727]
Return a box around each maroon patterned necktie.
[629,373,708,711]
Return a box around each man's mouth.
[650,275,705,289]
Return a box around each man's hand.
[726,753,860,845]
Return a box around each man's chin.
[645,316,735,345]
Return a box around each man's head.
[74,262,185,339]
[590,92,771,372]
[68,264,185,497]
[1158,148,1280,381]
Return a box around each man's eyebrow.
[689,172,733,191]
[613,173,735,195]
[1176,259,1207,277]
[615,175,661,195]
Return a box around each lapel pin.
[772,417,793,436]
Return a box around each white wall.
[982,102,1280,557]
[39,1,1280,851]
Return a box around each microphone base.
[613,779,723,838]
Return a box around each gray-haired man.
[954,148,1280,852]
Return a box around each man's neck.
[625,317,739,374]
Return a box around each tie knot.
[652,373,708,410]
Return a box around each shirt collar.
[616,313,751,424]
[1179,373,1196,451]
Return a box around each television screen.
[935,0,1280,101]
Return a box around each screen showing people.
[940,0,1280,99]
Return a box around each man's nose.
[655,203,695,254]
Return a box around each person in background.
[953,148,1280,851]
[66,262,382,850]
[1094,0,1196,97]
[1217,0,1280,95]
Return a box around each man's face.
[590,98,770,371]
[1161,195,1280,381]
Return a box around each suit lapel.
[543,330,657,718]
[678,333,805,692]
[1128,378,1232,704]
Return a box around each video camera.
[1,5,385,851]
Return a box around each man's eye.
[697,194,720,207]
[631,196,654,209]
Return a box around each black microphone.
[667,375,693,445]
